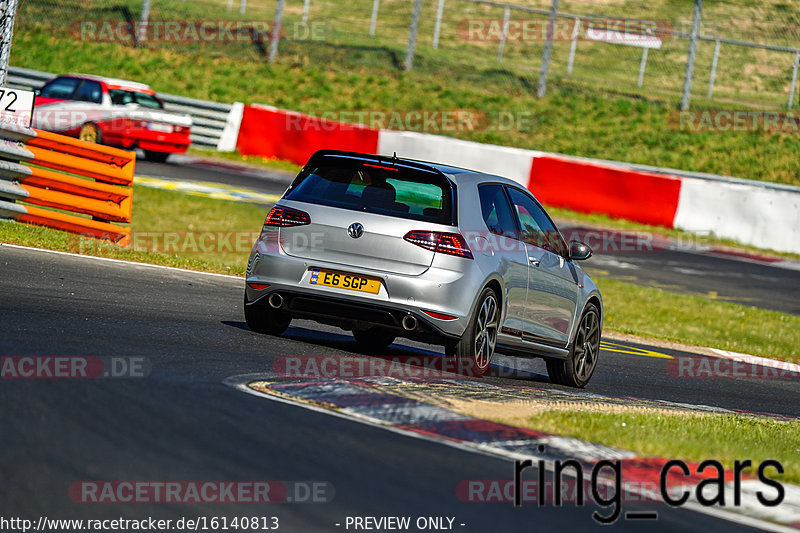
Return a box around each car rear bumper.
[246,289,461,345]
[244,237,485,340]
[105,129,191,154]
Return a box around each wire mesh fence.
[13,0,800,109]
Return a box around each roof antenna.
[392,152,398,162]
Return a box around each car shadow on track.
[221,320,552,384]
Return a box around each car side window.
[478,184,518,239]
[74,81,103,103]
[134,92,164,109]
[39,77,81,99]
[109,89,134,106]
[506,187,567,256]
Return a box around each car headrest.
[361,184,397,207]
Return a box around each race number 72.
[0,86,36,127]
[0,89,19,111]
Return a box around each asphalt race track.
[1,244,796,532]
[137,155,800,315]
[136,154,296,195]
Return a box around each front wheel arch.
[547,302,601,388]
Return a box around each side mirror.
[569,240,592,261]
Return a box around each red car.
[32,74,192,162]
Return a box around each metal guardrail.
[7,66,232,148]
[0,123,134,245]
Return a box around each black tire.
[243,294,291,336]
[547,303,601,388]
[144,150,170,163]
[79,123,102,144]
[449,287,499,378]
[352,327,396,351]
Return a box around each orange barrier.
[0,126,135,245]
[18,206,130,245]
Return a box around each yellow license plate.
[309,269,381,294]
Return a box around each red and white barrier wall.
[234,106,800,255]
[236,104,379,164]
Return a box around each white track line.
[0,243,243,280]
[710,348,800,375]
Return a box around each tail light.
[125,119,144,128]
[263,205,311,227]
[422,310,459,320]
[175,125,190,134]
[404,230,473,259]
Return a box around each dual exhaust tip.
[268,292,418,331]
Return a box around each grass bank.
[11,22,800,187]
[473,407,800,485]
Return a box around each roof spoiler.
[306,149,443,175]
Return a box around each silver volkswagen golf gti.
[244,150,602,387]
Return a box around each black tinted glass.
[478,184,518,239]
[285,157,452,224]
[40,77,81,99]
[507,187,567,255]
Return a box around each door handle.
[528,257,540,266]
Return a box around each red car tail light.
[421,310,459,320]
[263,205,311,227]
[403,231,473,259]
[247,283,270,290]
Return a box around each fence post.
[302,0,310,24]
[369,0,381,37]
[566,17,579,74]
[405,0,423,70]
[136,0,151,48]
[497,6,510,62]
[227,0,233,11]
[0,0,19,86]
[240,0,247,15]
[680,0,702,110]
[707,38,720,100]
[432,0,445,49]
[637,48,648,88]
[537,0,559,98]
[789,52,799,110]
[268,0,284,63]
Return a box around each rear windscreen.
[284,158,453,224]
